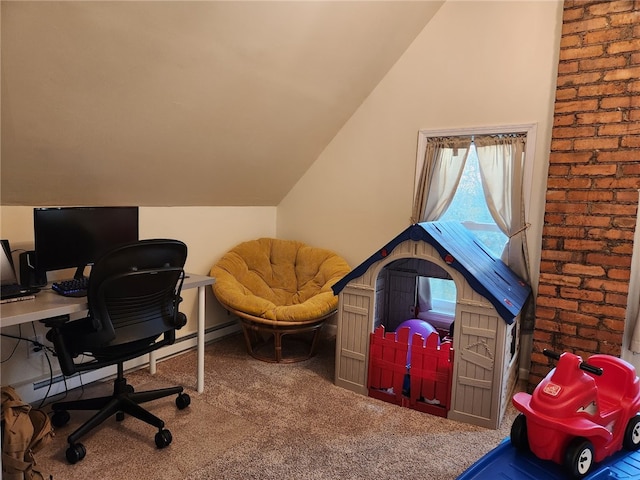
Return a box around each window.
[438,144,507,258]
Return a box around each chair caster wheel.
[176,392,191,410]
[66,443,86,464]
[116,411,125,421]
[155,429,172,448]
[51,410,70,428]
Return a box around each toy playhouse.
[331,222,531,428]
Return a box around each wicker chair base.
[228,307,334,363]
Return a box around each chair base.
[237,316,326,363]
[52,363,185,454]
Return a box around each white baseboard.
[15,321,241,405]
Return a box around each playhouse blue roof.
[332,222,531,324]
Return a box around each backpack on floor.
[1,385,54,480]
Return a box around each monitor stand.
[73,265,87,281]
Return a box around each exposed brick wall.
[530,0,640,386]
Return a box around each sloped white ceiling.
[1,1,443,206]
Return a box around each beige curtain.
[628,192,640,352]
[475,133,534,330]
[411,136,472,223]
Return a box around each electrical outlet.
[27,335,44,358]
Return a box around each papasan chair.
[210,238,350,363]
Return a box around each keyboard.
[52,277,89,297]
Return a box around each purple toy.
[396,319,439,365]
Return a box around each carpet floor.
[36,332,519,479]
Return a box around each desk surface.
[0,273,215,328]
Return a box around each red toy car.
[511,349,640,478]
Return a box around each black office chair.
[44,239,191,464]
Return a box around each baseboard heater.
[24,320,240,403]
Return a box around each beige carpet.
[36,332,519,479]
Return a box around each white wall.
[0,205,276,399]
[277,0,563,298]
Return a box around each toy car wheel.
[623,414,640,450]
[510,413,529,451]
[564,438,594,478]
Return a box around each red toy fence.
[367,325,453,417]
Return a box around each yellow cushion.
[210,238,350,323]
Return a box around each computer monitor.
[34,207,139,279]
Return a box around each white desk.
[0,273,215,393]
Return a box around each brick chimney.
[530,0,640,386]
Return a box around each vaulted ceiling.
[1,1,444,206]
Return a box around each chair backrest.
[87,239,188,350]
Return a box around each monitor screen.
[34,207,139,275]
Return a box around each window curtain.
[411,136,473,223]
[412,136,471,314]
[628,192,640,352]
[474,133,534,331]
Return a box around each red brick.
[583,28,626,44]
[545,202,589,214]
[591,203,638,216]
[564,238,607,251]
[576,111,623,124]
[550,139,574,151]
[539,272,582,287]
[540,249,576,262]
[562,262,606,276]
[612,215,640,228]
[534,319,561,333]
[549,151,593,163]
[612,243,635,255]
[607,268,631,282]
[583,278,630,293]
[556,88,578,101]
[586,253,632,269]
[560,287,605,302]
[578,327,624,346]
[567,190,614,202]
[598,123,640,136]
[587,0,635,15]
[565,215,612,227]
[604,66,640,81]
[547,177,593,189]
[546,190,568,202]
[537,295,580,311]
[562,18,609,35]
[608,39,640,54]
[562,7,585,23]
[603,318,627,332]
[616,190,640,201]
[580,302,627,319]
[570,164,617,175]
[554,101,600,115]
[621,136,640,147]
[558,311,600,327]
[610,11,640,26]
[535,306,557,320]
[560,335,598,352]
[580,56,628,71]
[543,226,583,238]
[601,95,640,108]
[605,292,630,306]
[586,227,634,240]
[578,83,628,97]
[557,72,603,87]
[558,60,580,74]
[593,176,640,189]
